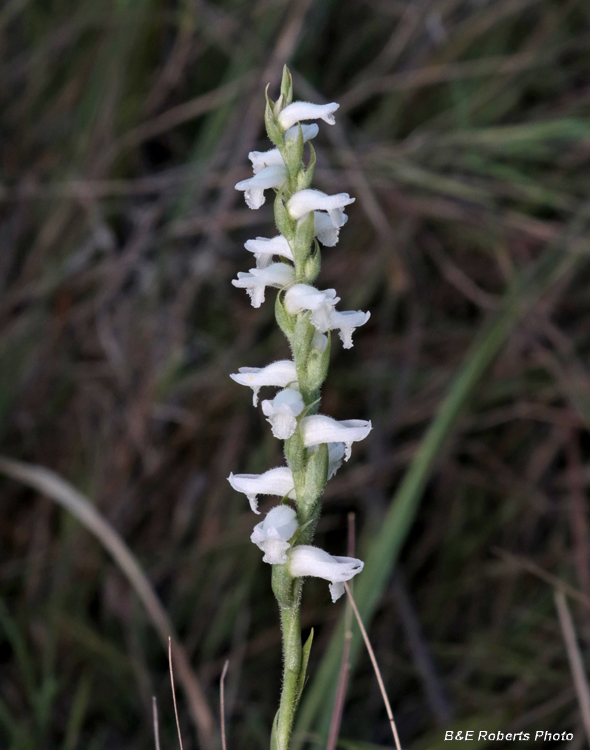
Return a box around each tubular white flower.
[230,360,298,406]
[232,262,294,308]
[287,545,364,602]
[249,124,319,174]
[251,505,299,564]
[314,211,347,247]
[328,309,371,349]
[235,164,288,209]
[301,415,372,460]
[261,388,305,440]
[328,442,346,479]
[284,284,339,333]
[288,189,355,228]
[244,235,294,269]
[228,467,295,514]
[278,102,340,131]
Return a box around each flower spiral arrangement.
[228,67,372,750]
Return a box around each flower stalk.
[228,65,371,750]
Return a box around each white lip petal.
[244,235,294,268]
[235,164,288,209]
[231,263,294,308]
[300,415,372,460]
[251,505,299,563]
[278,102,340,131]
[285,122,319,142]
[328,309,371,349]
[230,360,298,406]
[261,388,305,440]
[314,211,347,247]
[228,467,296,513]
[287,545,364,602]
[327,442,346,479]
[287,189,355,223]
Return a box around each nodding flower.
[235,164,288,209]
[277,101,339,131]
[300,415,372,460]
[232,262,294,308]
[287,545,364,602]
[230,360,298,406]
[314,211,346,247]
[328,308,371,349]
[284,284,340,333]
[244,235,294,269]
[249,124,319,173]
[287,189,355,229]
[251,505,299,564]
[261,388,305,440]
[228,467,295,514]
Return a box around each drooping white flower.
[284,283,340,333]
[261,388,305,440]
[314,211,347,247]
[251,505,299,563]
[249,124,319,174]
[288,189,355,229]
[232,262,294,308]
[301,415,372,460]
[244,235,294,269]
[230,360,298,406]
[287,545,364,602]
[228,467,295,514]
[328,442,346,479]
[235,164,288,209]
[278,102,340,131]
[328,309,371,349]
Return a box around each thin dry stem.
[344,581,402,750]
[220,659,230,750]
[169,638,185,750]
[152,696,161,750]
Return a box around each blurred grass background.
[1,0,590,747]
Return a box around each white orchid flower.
[230,360,298,406]
[328,442,346,479]
[284,283,340,333]
[228,467,295,514]
[232,262,294,308]
[261,388,305,440]
[328,309,371,349]
[312,331,328,352]
[288,189,355,229]
[235,164,288,209]
[251,505,299,564]
[287,545,364,602]
[249,124,319,174]
[244,235,294,269]
[314,211,346,247]
[278,102,340,131]
[301,415,372,460]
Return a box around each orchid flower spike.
[249,124,319,174]
[301,414,372,460]
[284,284,339,333]
[287,545,364,602]
[288,189,355,229]
[232,262,294,308]
[261,388,305,440]
[328,309,371,349]
[235,164,287,209]
[244,235,294,269]
[228,467,295,514]
[251,505,299,564]
[278,101,340,131]
[230,360,298,406]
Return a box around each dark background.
[1,0,590,748]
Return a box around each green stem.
[275,602,303,750]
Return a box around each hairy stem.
[276,602,303,750]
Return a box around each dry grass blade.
[153,696,161,750]
[554,590,590,744]
[0,455,214,749]
[343,581,402,750]
[220,659,230,750]
[169,638,185,750]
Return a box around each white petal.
[232,263,294,308]
[284,284,339,314]
[261,388,305,440]
[327,442,346,479]
[230,360,298,405]
[251,505,298,563]
[328,309,371,349]
[244,235,294,268]
[248,148,284,174]
[300,415,372,460]
[235,164,288,208]
[287,545,364,601]
[228,467,296,513]
[314,211,347,247]
[312,331,329,352]
[285,123,319,142]
[278,102,340,130]
[287,189,355,223]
